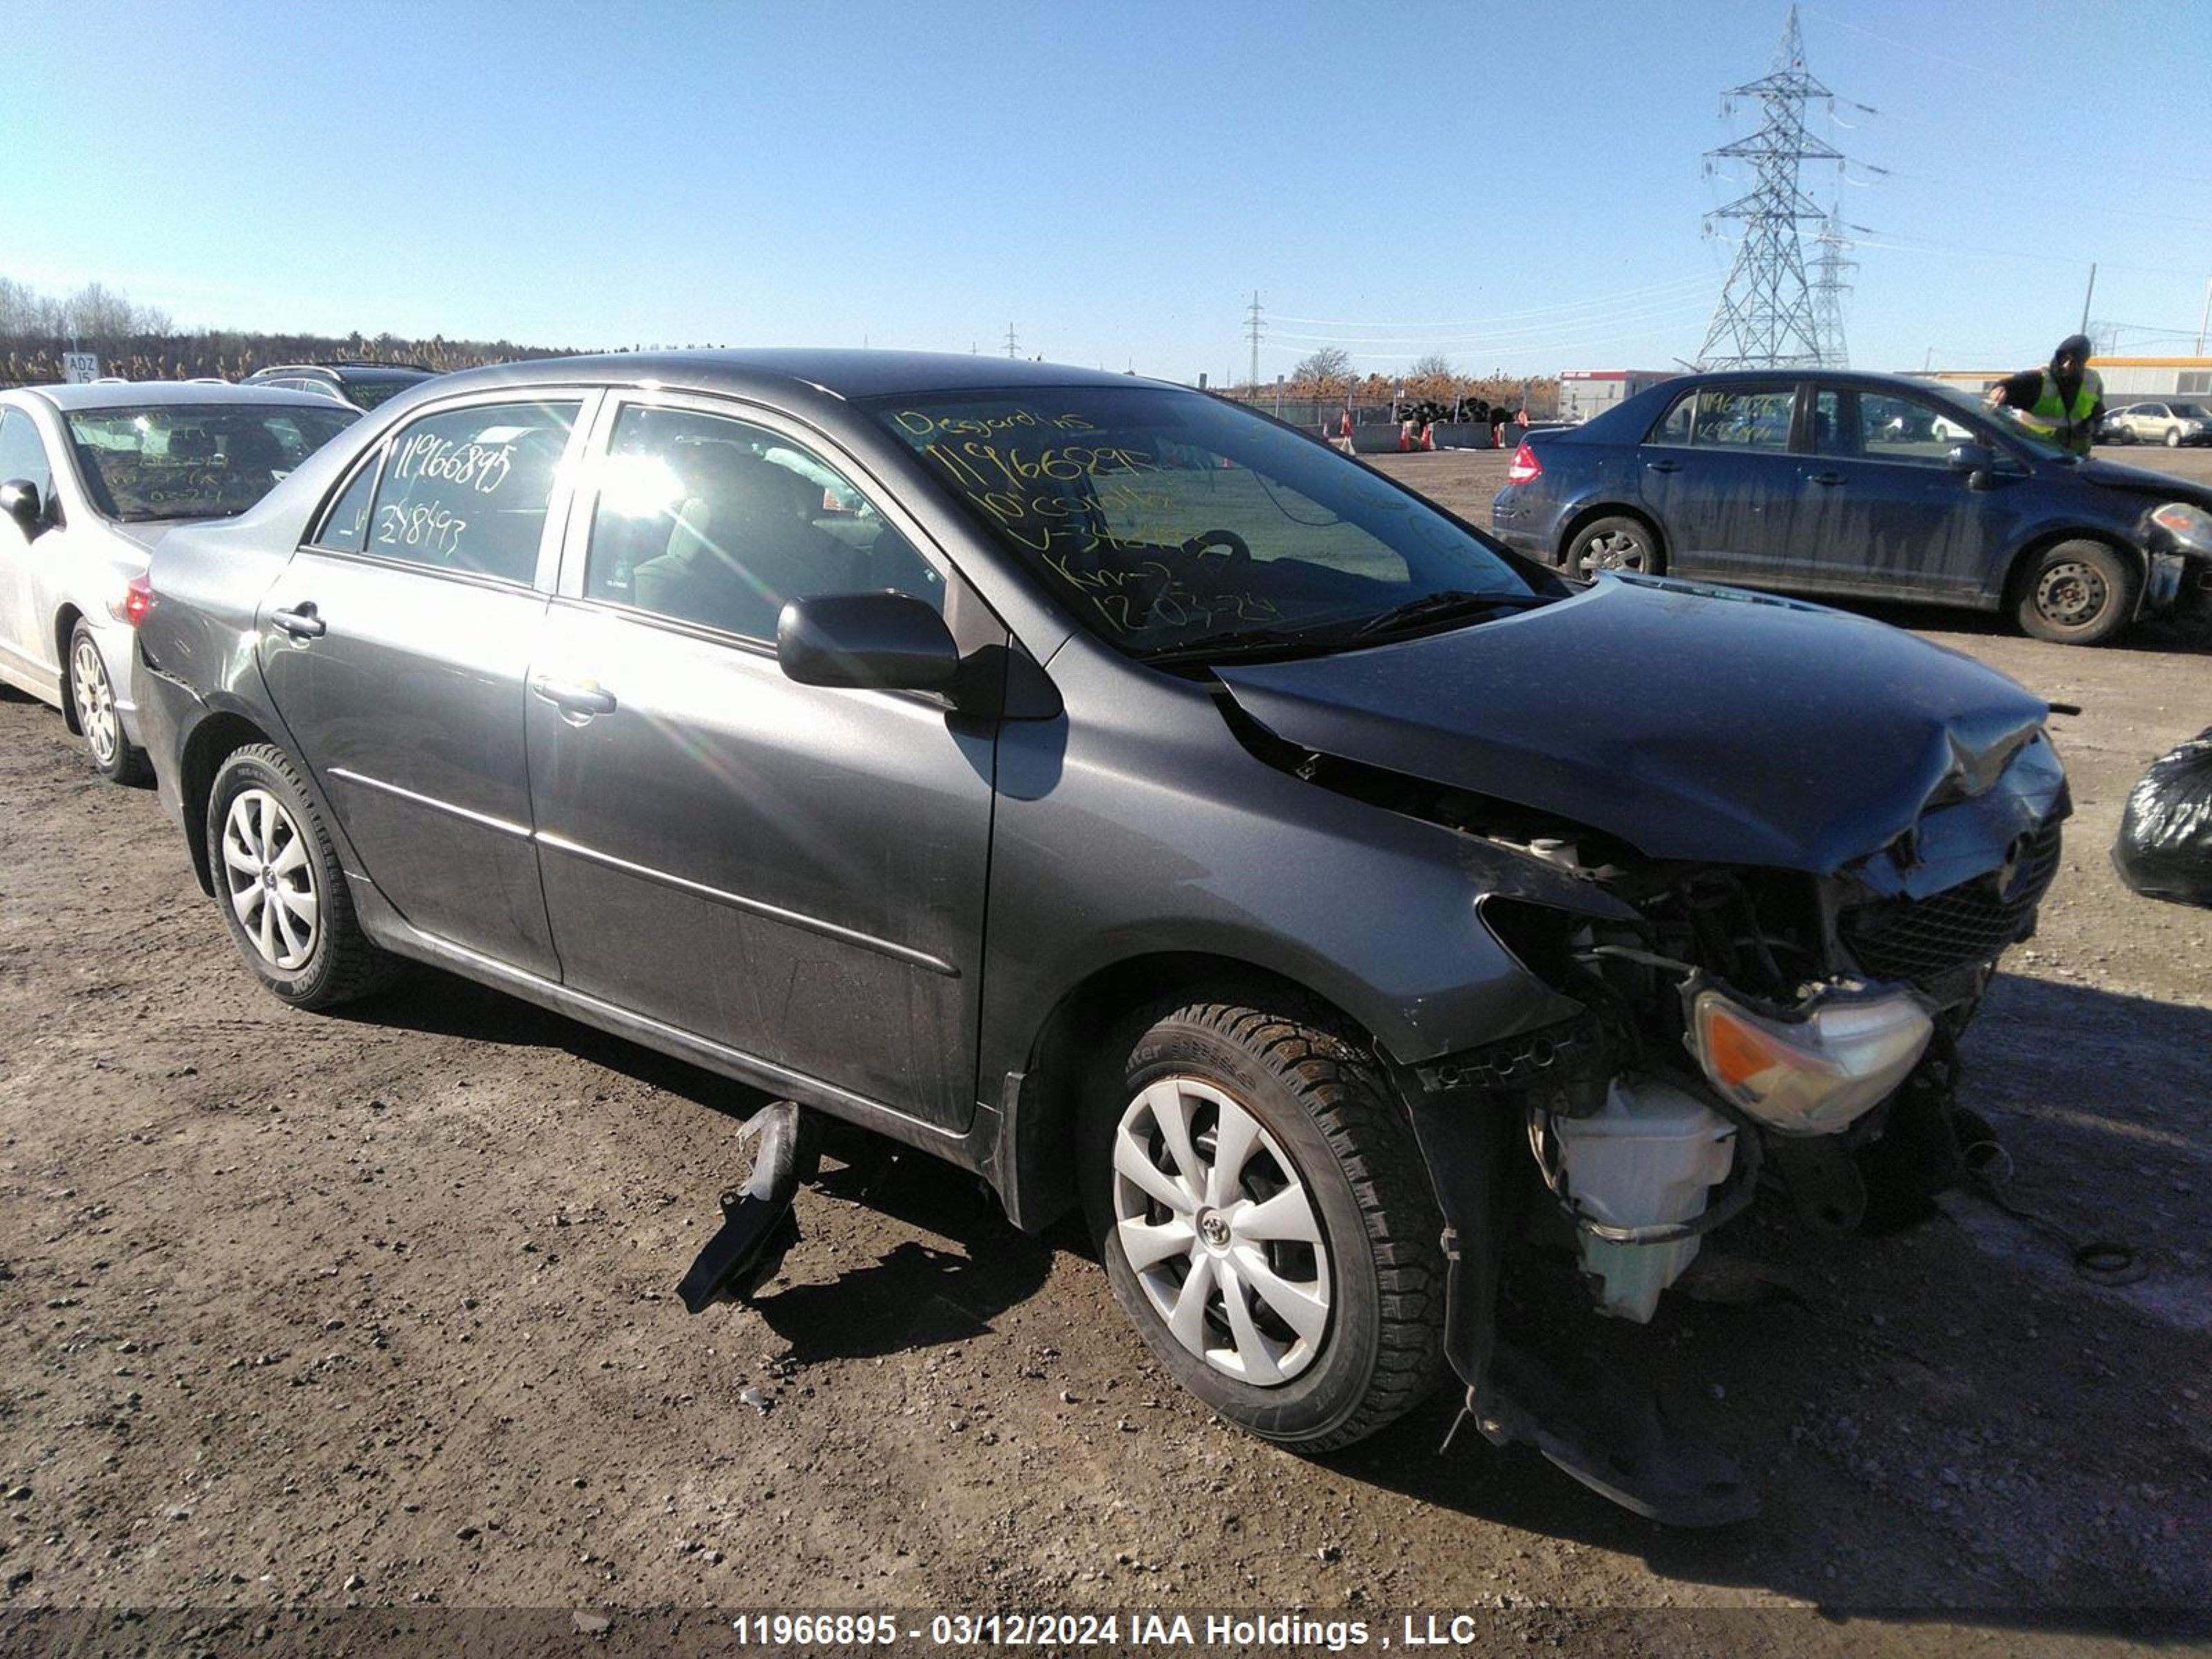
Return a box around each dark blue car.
[1490,368,2212,644]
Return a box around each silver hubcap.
[1111,1076,1332,1387]
[71,637,118,766]
[1577,529,1645,577]
[221,789,319,970]
[2035,560,2108,628]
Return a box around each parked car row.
[0,348,2070,1524]
[0,382,361,778]
[243,360,435,410]
[1490,367,2212,645]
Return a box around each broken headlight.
[1685,982,1933,1135]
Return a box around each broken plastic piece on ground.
[1469,1342,1759,1528]
[675,1101,822,1313]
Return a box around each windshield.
[66,404,359,522]
[872,386,1544,655]
[2171,402,2208,420]
[1923,382,2071,460]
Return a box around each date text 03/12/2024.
[731,1611,1523,1650]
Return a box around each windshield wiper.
[1349,588,1551,640]
[1134,628,1324,666]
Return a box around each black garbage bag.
[2112,727,2212,908]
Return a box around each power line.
[1270,273,1714,330]
[1808,206,1857,367]
[1266,294,1715,350]
[1698,5,1844,369]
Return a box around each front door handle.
[1645,458,1682,474]
[530,675,617,718]
[1808,471,1846,486]
[270,603,326,639]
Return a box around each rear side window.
[1689,386,1794,450]
[1649,386,1794,450]
[313,450,382,552]
[368,400,579,583]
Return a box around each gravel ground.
[1,447,2207,1653]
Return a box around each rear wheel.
[2013,539,2139,646]
[1564,514,1661,580]
[205,744,399,1008]
[66,621,149,785]
[1082,995,1447,1451]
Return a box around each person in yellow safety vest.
[1987,333,2105,458]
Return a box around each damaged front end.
[1391,731,2068,1522]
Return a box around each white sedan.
[0,382,357,779]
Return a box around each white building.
[1557,369,1678,423]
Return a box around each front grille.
[1839,821,2063,983]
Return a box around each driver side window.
[585,404,944,641]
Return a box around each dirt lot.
[2,447,2209,1652]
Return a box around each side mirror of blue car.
[1946,441,1994,481]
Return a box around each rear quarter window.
[366,401,579,583]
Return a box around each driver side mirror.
[1946,442,1994,483]
[0,479,45,537]
[776,591,963,696]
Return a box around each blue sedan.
[1489,368,2212,644]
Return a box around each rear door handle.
[1808,471,1846,486]
[1644,458,1682,474]
[270,603,326,639]
[530,675,617,718]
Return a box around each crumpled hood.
[1215,576,2054,873]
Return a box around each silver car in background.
[2105,400,2212,448]
[0,382,357,779]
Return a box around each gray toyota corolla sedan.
[131,351,2068,1522]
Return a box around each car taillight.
[113,573,155,628]
[1506,441,1542,484]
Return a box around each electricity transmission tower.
[1808,208,1857,367]
[1245,292,1264,395]
[1006,324,1019,359]
[1696,5,1843,369]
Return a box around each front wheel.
[205,744,400,1008]
[2167,428,2183,448]
[66,621,149,785]
[1564,514,1662,580]
[2013,540,2140,646]
[1082,995,1447,1452]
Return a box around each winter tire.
[1082,994,1447,1452]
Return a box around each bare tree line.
[0,276,174,341]
[0,273,582,389]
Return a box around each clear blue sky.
[14,1,2211,379]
